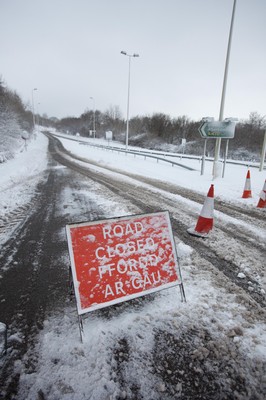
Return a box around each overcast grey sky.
[1,0,265,121]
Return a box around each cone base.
[257,200,266,209]
[187,227,209,238]
[242,191,252,199]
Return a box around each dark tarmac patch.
[110,326,265,400]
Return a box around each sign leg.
[179,283,186,303]
[78,315,84,343]
[222,139,229,178]
[0,323,7,356]
[69,266,74,298]
[201,139,207,175]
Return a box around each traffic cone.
[257,180,266,208]
[187,184,214,237]
[242,170,252,198]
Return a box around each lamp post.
[89,97,96,138]
[121,50,139,151]
[31,88,37,128]
[36,102,40,131]
[213,0,237,178]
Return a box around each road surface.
[0,132,265,399]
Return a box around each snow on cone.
[242,170,252,198]
[187,184,214,238]
[257,180,266,208]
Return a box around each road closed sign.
[66,211,181,315]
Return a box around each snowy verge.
[0,132,49,244]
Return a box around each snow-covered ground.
[2,129,264,221]
[0,133,48,247]
[54,131,265,205]
[1,129,266,399]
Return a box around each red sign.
[66,211,180,315]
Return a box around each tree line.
[56,107,265,160]
[1,77,265,162]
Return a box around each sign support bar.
[78,315,84,343]
[201,139,207,175]
[259,130,266,172]
[179,283,186,303]
[222,139,230,178]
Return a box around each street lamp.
[89,96,96,138]
[120,50,139,150]
[213,0,237,178]
[36,102,40,130]
[31,88,37,128]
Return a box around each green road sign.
[199,120,236,139]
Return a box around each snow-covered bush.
[0,79,32,163]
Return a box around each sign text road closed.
[199,120,236,139]
[66,211,181,315]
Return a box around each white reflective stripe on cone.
[200,197,214,219]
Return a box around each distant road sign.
[21,131,29,140]
[199,120,236,139]
[66,211,181,315]
[105,131,113,140]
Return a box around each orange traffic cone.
[242,170,252,198]
[187,184,214,237]
[257,180,266,208]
